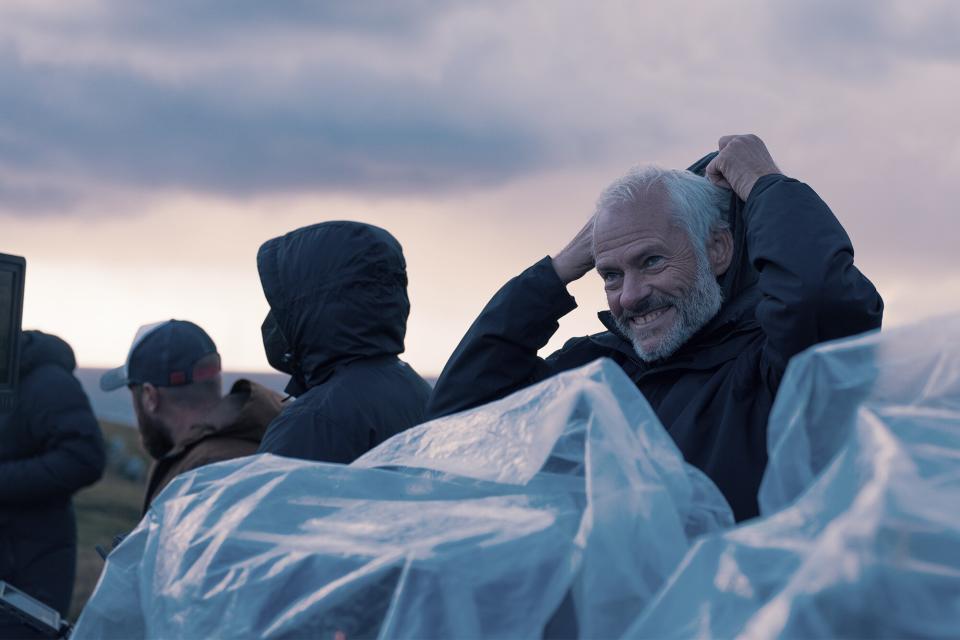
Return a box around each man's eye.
[601,271,621,284]
[644,256,664,268]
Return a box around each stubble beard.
[614,254,724,363]
[139,414,175,460]
[132,390,175,460]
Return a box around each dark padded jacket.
[256,221,432,463]
[428,161,883,522]
[0,331,105,618]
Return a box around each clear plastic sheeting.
[72,359,732,639]
[626,316,960,639]
[760,314,960,514]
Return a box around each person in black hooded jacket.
[256,221,432,463]
[427,135,883,522]
[0,331,105,627]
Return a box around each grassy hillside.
[69,421,148,621]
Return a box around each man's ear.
[141,383,160,414]
[707,227,734,276]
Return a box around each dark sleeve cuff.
[745,173,790,205]
[522,256,579,319]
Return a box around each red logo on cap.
[193,362,220,382]
[169,371,187,385]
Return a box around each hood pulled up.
[19,330,77,377]
[257,221,410,389]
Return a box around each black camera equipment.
[0,252,25,410]
[0,581,72,638]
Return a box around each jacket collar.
[591,284,761,375]
[162,379,279,458]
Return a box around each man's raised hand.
[705,134,780,201]
[551,216,596,285]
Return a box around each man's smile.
[628,305,674,331]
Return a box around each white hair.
[595,165,730,257]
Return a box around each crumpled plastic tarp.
[626,315,960,638]
[72,358,732,639]
[74,316,960,639]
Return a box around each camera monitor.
[0,252,25,410]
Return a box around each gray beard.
[614,256,723,363]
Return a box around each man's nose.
[619,274,653,312]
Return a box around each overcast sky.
[2,0,959,375]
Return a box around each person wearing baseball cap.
[101,320,283,512]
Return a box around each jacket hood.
[257,221,410,389]
[18,330,77,376]
[685,151,760,303]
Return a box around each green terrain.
[69,421,147,621]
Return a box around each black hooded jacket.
[256,221,432,463]
[0,331,105,619]
[427,160,883,521]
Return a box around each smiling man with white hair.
[428,134,884,521]
[595,165,730,363]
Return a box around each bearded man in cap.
[428,135,883,522]
[101,320,283,512]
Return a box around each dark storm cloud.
[0,37,549,212]
[91,0,458,40]
[5,0,955,217]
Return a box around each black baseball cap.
[100,320,221,391]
